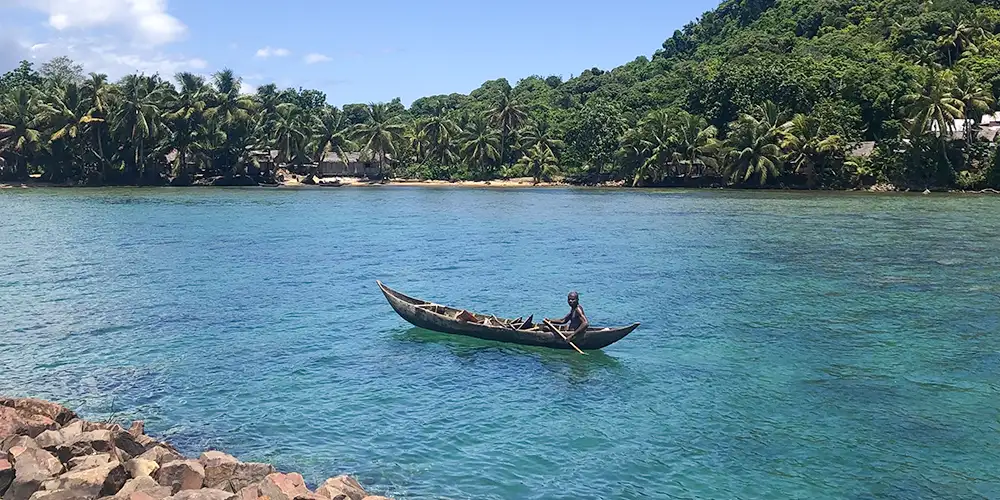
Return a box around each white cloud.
[17,36,207,79]
[239,82,256,95]
[9,0,186,45]
[304,53,331,64]
[255,46,290,58]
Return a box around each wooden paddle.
[543,319,586,355]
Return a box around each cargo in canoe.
[377,281,639,351]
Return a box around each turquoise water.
[2,187,1000,500]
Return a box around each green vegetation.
[4,0,1000,188]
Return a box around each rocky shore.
[0,398,391,500]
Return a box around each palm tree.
[725,114,783,186]
[420,106,460,165]
[0,88,44,180]
[520,119,565,160]
[900,69,964,139]
[39,82,98,181]
[937,14,985,67]
[517,143,559,184]
[461,116,501,179]
[952,70,993,142]
[272,103,309,171]
[634,109,676,186]
[112,74,167,181]
[207,69,256,126]
[164,72,210,181]
[781,114,843,187]
[81,73,112,180]
[488,87,528,166]
[311,107,355,172]
[671,112,718,176]
[352,103,405,178]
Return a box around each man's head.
[567,291,579,307]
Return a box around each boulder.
[155,460,203,493]
[197,453,272,493]
[112,477,170,500]
[112,433,146,460]
[0,407,57,439]
[256,473,308,500]
[314,477,366,500]
[124,459,158,479]
[360,497,391,500]
[40,461,127,500]
[0,400,77,427]
[27,490,93,500]
[167,489,235,500]
[1,436,38,454]
[126,493,159,500]
[67,455,111,472]
[292,495,326,500]
[5,447,63,500]
[135,448,182,468]
[54,431,113,463]
[33,431,63,451]
[1,458,12,497]
[233,486,256,500]
[126,424,143,440]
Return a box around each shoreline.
[0,397,393,500]
[3,176,1000,194]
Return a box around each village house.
[318,151,380,177]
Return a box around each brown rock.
[126,424,143,439]
[54,431,113,464]
[112,433,146,460]
[197,453,272,493]
[128,493,158,500]
[291,495,326,500]
[0,408,57,440]
[40,461,127,500]
[112,477,170,500]
[27,490,93,500]
[67,454,111,472]
[167,489,235,500]
[59,423,84,442]
[125,459,159,479]
[1,458,12,497]
[136,448,182,467]
[313,477,366,500]
[256,473,308,500]
[360,497,391,500]
[1,436,37,454]
[0,399,77,426]
[233,486,256,500]
[155,460,204,493]
[5,447,64,500]
[33,431,64,451]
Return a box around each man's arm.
[570,307,589,338]
[544,311,571,325]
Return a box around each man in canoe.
[545,291,589,341]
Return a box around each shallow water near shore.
[2,187,1000,499]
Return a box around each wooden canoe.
[377,281,639,351]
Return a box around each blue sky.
[0,0,718,106]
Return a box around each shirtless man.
[545,291,589,341]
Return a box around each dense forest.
[3,0,1000,189]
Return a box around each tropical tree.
[725,114,783,186]
[311,107,355,170]
[0,88,44,180]
[419,106,460,165]
[900,70,964,139]
[39,82,98,181]
[488,86,528,166]
[81,73,113,180]
[461,116,500,179]
[633,109,676,186]
[517,143,559,184]
[521,118,565,159]
[951,70,993,142]
[781,114,844,187]
[272,103,309,170]
[112,74,168,182]
[672,111,718,176]
[352,102,405,178]
[164,72,210,182]
[206,70,255,125]
[937,14,985,67]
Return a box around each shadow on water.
[391,327,623,375]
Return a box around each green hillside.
[3,0,1000,189]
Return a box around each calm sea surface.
[2,187,999,499]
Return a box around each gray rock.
[111,478,170,500]
[155,460,203,494]
[40,461,126,500]
[33,431,63,451]
[124,459,158,479]
[53,432,113,464]
[67,455,111,472]
[314,477,366,500]
[126,424,143,440]
[167,489,235,500]
[112,434,145,460]
[256,473,308,500]
[5,447,63,500]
